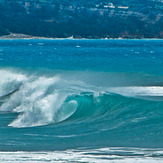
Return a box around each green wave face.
[62,93,163,126]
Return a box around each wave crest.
[0,69,163,128]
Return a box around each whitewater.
[0,39,163,162]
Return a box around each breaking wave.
[0,69,163,130]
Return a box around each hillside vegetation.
[0,0,163,38]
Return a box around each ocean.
[0,39,163,162]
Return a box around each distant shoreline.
[0,33,162,40]
[0,33,53,40]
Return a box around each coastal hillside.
[0,0,163,38]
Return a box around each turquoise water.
[0,39,163,162]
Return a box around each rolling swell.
[0,69,162,126]
[62,92,163,141]
[0,69,163,149]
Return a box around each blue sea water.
[0,39,163,162]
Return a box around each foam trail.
[108,86,163,96]
[108,86,163,101]
[0,148,163,163]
